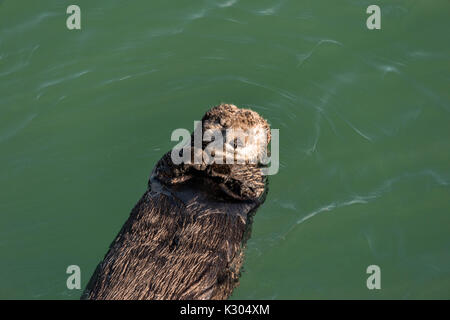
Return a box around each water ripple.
[217,0,238,8]
[36,69,91,91]
[297,39,344,69]
[296,195,377,226]
[1,12,60,37]
[0,113,37,144]
[98,69,157,87]
[280,169,449,240]
[254,1,284,16]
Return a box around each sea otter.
[82,104,270,300]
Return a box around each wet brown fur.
[82,104,270,300]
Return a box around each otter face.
[200,104,271,166]
[223,124,270,165]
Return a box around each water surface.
[0,0,449,299]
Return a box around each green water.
[1,0,449,299]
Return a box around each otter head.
[152,104,271,202]
[199,104,271,166]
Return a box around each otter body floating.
[82,104,270,300]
